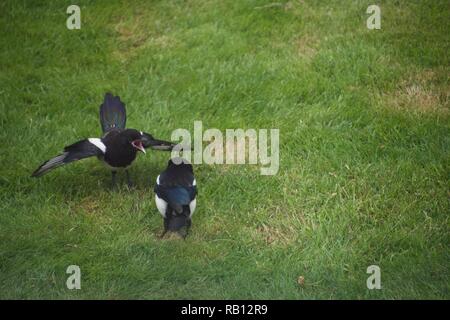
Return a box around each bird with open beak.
[32,93,176,188]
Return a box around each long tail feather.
[99,93,126,133]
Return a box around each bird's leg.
[125,169,133,188]
[111,170,117,189]
[160,219,169,239]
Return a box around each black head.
[122,129,146,154]
[164,211,192,239]
[167,157,194,172]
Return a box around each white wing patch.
[88,138,106,153]
[189,198,197,217]
[156,175,160,185]
[155,194,167,218]
[192,178,196,186]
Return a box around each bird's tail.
[99,93,126,133]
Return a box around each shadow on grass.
[28,163,164,197]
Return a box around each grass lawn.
[0,0,448,299]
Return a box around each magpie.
[154,158,197,239]
[31,93,175,187]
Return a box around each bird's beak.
[142,135,175,151]
[177,226,189,239]
[132,140,146,154]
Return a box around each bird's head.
[166,157,194,173]
[164,213,192,239]
[124,129,146,154]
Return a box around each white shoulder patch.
[155,194,167,217]
[193,178,196,186]
[88,138,106,153]
[189,198,197,217]
[156,175,160,185]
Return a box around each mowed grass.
[0,0,448,299]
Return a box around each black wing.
[31,139,104,177]
[154,160,196,214]
[154,184,197,214]
[99,93,126,133]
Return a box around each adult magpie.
[154,158,197,238]
[31,93,175,187]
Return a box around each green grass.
[0,0,448,299]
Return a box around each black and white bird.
[154,158,197,238]
[31,93,175,187]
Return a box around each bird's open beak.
[132,140,146,154]
[150,139,175,151]
[142,135,175,151]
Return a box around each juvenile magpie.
[154,158,197,238]
[31,93,175,187]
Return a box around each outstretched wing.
[31,138,105,177]
[99,93,126,133]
